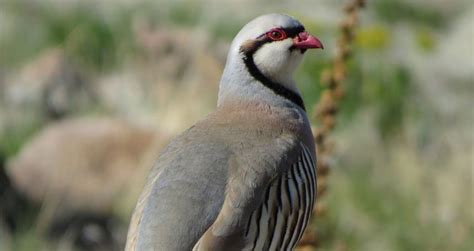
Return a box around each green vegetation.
[315,140,474,251]
[0,0,135,71]
[355,25,390,51]
[0,119,43,160]
[373,0,449,28]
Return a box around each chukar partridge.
[126,13,323,251]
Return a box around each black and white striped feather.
[244,143,316,251]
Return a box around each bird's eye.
[267,29,287,41]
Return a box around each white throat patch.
[253,39,304,93]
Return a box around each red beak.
[293,32,324,49]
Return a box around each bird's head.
[219,14,323,109]
[236,14,323,82]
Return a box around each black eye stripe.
[257,25,305,39]
[241,25,306,55]
[283,26,305,38]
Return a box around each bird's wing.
[194,140,316,251]
[126,115,316,251]
[125,125,232,251]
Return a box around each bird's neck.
[217,56,305,111]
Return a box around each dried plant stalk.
[297,0,366,249]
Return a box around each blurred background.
[0,0,472,250]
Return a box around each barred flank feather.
[245,143,316,251]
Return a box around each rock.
[6,117,169,250]
[6,117,167,219]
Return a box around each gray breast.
[243,143,316,251]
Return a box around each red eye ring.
[266,28,287,41]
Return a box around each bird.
[125,13,323,251]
